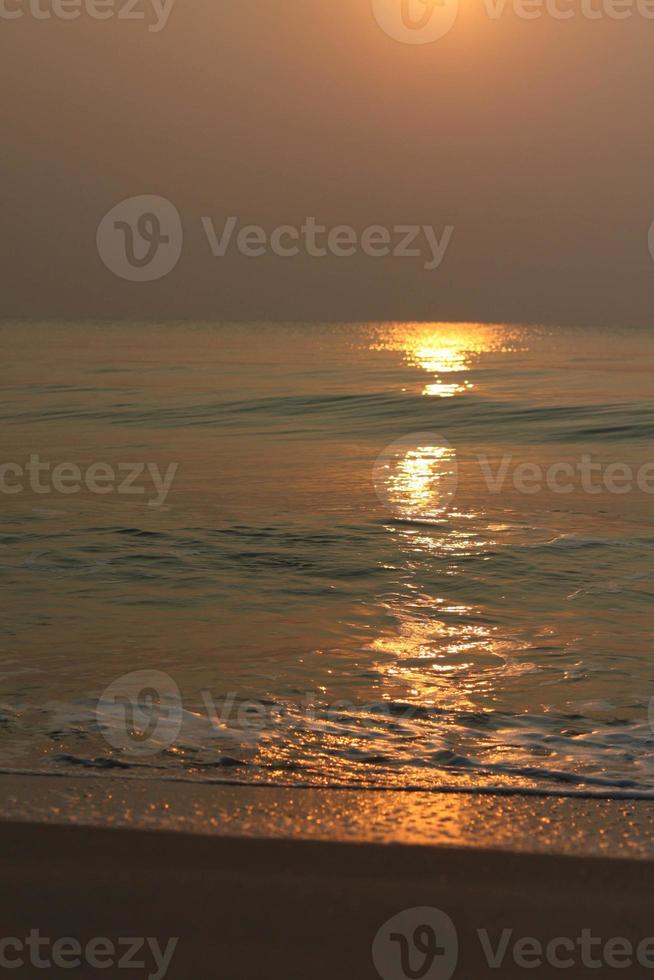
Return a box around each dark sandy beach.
[2,775,654,978]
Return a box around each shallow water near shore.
[1,321,653,796]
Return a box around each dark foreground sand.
[2,776,654,978]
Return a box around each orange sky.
[2,0,654,324]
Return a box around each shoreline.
[4,766,654,800]
[2,772,654,858]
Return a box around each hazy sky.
[2,0,654,324]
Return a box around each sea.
[1,320,653,797]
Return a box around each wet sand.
[2,772,654,856]
[1,775,654,978]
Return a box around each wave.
[4,391,654,443]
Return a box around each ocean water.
[1,321,653,796]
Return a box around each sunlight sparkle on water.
[369,322,526,397]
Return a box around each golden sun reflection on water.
[370,322,525,397]
[368,525,515,714]
[367,322,530,717]
[374,439,458,519]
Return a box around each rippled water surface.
[1,321,653,795]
